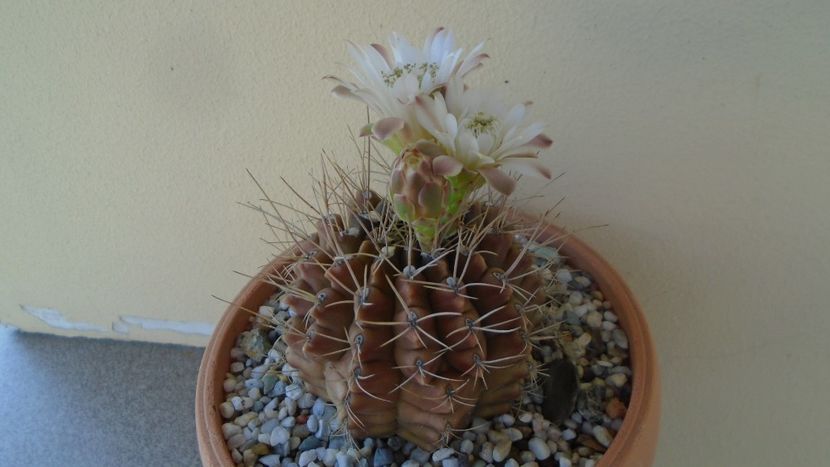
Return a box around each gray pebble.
[505,460,519,467]
[433,447,454,461]
[298,450,317,467]
[373,448,394,466]
[460,439,474,454]
[270,426,289,446]
[528,437,551,460]
[285,383,303,400]
[612,329,629,349]
[259,454,280,467]
[299,435,322,451]
[219,401,235,419]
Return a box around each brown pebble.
[606,398,627,419]
[577,434,607,453]
[296,414,308,424]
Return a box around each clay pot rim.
[196,222,660,466]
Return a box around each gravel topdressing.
[218,246,632,467]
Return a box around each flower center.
[466,112,498,136]
[382,62,439,87]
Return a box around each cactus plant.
[253,28,559,450]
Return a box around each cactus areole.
[264,28,558,450]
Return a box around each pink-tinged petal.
[527,133,553,148]
[500,158,552,179]
[458,53,489,77]
[370,43,393,67]
[372,117,405,140]
[479,167,517,195]
[432,155,463,177]
[331,85,355,98]
[415,140,443,157]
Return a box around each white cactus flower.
[413,78,553,195]
[327,27,488,144]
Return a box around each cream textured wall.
[2,1,828,464]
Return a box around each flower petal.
[372,117,405,140]
[432,155,464,177]
[479,167,517,195]
[500,157,552,179]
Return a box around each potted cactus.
[196,28,660,466]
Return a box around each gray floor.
[0,326,204,466]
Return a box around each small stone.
[518,412,533,424]
[373,448,394,466]
[612,329,629,349]
[312,398,327,418]
[562,429,577,441]
[335,453,353,467]
[285,383,303,400]
[478,442,493,463]
[558,458,572,467]
[433,447,454,462]
[281,416,296,428]
[227,433,246,449]
[493,439,512,462]
[411,448,431,463]
[584,311,602,329]
[569,291,583,305]
[222,423,242,438]
[504,460,519,467]
[270,426,290,446]
[306,414,319,433]
[505,427,523,441]
[401,461,419,467]
[259,455,280,467]
[220,401,235,419]
[230,361,245,373]
[606,398,627,419]
[592,425,613,447]
[460,439,474,454]
[321,449,337,467]
[607,373,628,388]
[555,269,573,283]
[298,392,316,409]
[528,437,551,460]
[223,378,237,393]
[299,436,322,450]
[604,311,618,322]
[299,450,317,467]
[500,413,516,427]
[442,459,459,467]
[574,276,592,288]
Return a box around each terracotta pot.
[196,223,661,466]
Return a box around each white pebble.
[433,447,454,462]
[505,427,523,441]
[222,423,241,438]
[219,401,235,419]
[259,454,280,467]
[307,415,319,432]
[592,425,613,447]
[321,449,337,467]
[505,460,519,467]
[270,426,289,446]
[612,329,629,349]
[569,291,583,305]
[285,383,303,400]
[562,429,577,441]
[500,413,516,426]
[518,412,533,424]
[607,373,628,388]
[558,457,572,467]
[555,269,573,283]
[442,459,459,467]
[585,311,602,329]
[460,439,474,454]
[528,437,551,460]
[479,442,493,463]
[230,361,245,373]
[223,378,237,392]
[299,450,317,467]
[227,433,245,449]
[401,462,419,467]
